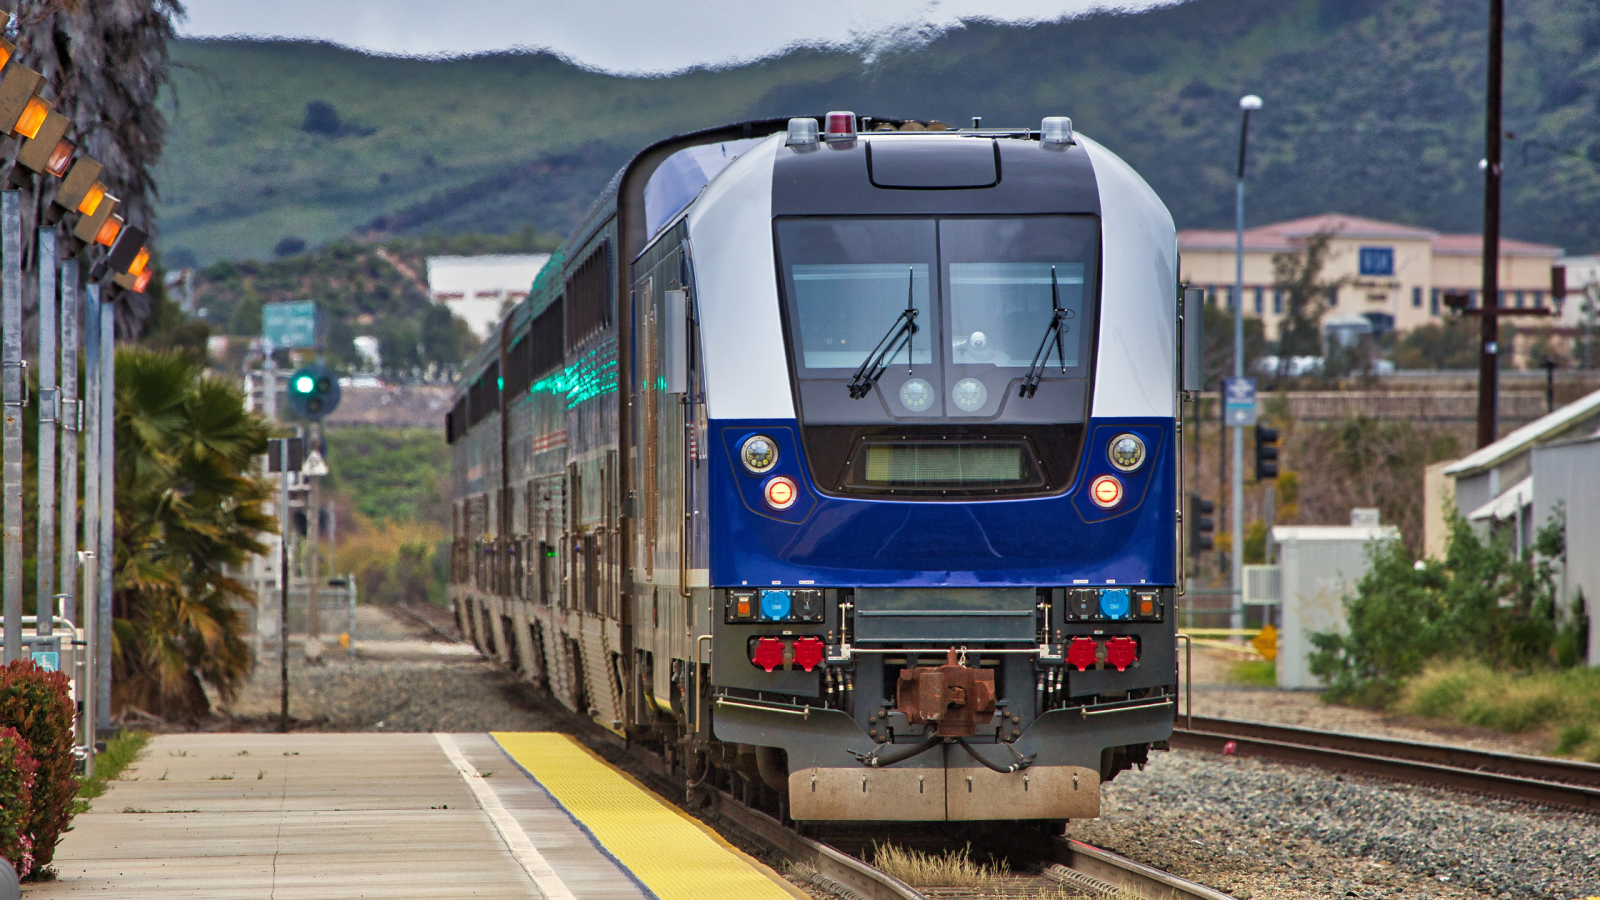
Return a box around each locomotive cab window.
[775,215,1098,497]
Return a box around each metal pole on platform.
[96,289,113,729]
[79,549,95,773]
[36,231,58,650]
[307,422,321,650]
[2,190,22,664]
[83,290,100,704]
[58,262,78,628]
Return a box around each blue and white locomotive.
[448,112,1185,823]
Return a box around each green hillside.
[156,0,1600,265]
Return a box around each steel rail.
[1173,715,1600,813]
[703,789,926,900]
[1047,839,1238,900]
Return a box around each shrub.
[1309,512,1567,703]
[0,727,36,879]
[0,661,78,874]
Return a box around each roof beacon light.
[823,111,856,142]
[1089,474,1123,509]
[1041,116,1075,146]
[785,117,819,147]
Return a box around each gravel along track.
[1068,749,1600,900]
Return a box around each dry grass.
[1402,660,1600,761]
[872,841,1006,887]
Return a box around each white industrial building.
[426,254,551,340]
[1430,389,1600,666]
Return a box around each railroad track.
[1172,714,1600,814]
[592,723,1230,899]
[702,779,1234,900]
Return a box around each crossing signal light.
[1254,426,1280,481]
[286,363,342,420]
[1189,493,1215,556]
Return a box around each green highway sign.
[263,301,317,349]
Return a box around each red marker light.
[765,476,797,510]
[1067,637,1098,672]
[792,637,824,672]
[1105,636,1138,671]
[824,110,856,141]
[1090,474,1123,508]
[751,637,786,672]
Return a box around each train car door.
[630,226,700,722]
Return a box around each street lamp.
[1231,93,1262,632]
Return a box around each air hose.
[850,733,943,768]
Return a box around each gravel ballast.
[1070,749,1600,900]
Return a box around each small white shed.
[1272,524,1400,689]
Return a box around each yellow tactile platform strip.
[492,732,805,900]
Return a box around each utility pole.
[2,190,22,664]
[36,231,58,652]
[1230,95,1260,633]
[1477,0,1504,449]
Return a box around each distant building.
[1178,213,1563,338]
[426,254,551,340]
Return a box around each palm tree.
[111,347,274,720]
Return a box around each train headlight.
[952,377,987,412]
[764,476,798,510]
[899,377,933,412]
[1089,474,1123,508]
[741,435,778,473]
[1107,433,1145,472]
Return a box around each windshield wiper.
[848,267,920,399]
[1018,266,1075,398]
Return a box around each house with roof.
[1178,213,1564,338]
[1429,389,1600,665]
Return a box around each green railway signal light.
[286,363,341,420]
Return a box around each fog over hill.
[156,0,1600,265]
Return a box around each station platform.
[27,732,803,900]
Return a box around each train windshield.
[775,216,1098,496]
[776,216,1096,421]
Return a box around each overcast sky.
[178,0,1177,74]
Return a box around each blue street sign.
[31,651,58,672]
[1224,377,1257,427]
